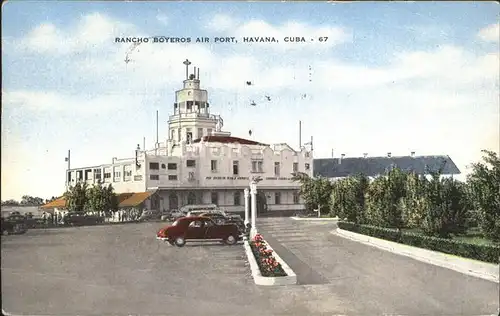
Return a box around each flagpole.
[65,150,71,190]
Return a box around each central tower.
[167,59,219,144]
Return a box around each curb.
[333,228,499,283]
[290,216,339,221]
[243,240,297,286]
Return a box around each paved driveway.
[2,220,498,316]
[1,223,269,316]
[257,217,500,316]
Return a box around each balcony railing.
[169,112,217,121]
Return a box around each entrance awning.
[40,191,156,210]
[118,191,156,208]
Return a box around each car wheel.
[174,236,186,247]
[224,235,237,245]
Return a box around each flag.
[65,157,69,162]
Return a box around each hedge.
[337,221,500,264]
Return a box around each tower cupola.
[167,59,219,144]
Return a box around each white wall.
[143,141,313,190]
[67,153,147,194]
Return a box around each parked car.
[199,212,246,233]
[156,216,242,247]
[180,204,220,214]
[139,209,162,221]
[1,217,27,235]
[165,209,187,221]
[63,212,103,226]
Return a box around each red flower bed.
[249,233,287,277]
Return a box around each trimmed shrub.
[338,221,500,264]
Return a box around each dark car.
[199,212,246,233]
[156,216,242,247]
[64,212,103,226]
[1,217,27,235]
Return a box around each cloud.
[478,23,499,42]
[206,13,237,32]
[14,13,136,55]
[2,90,142,113]
[156,12,169,26]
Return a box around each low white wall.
[243,239,297,286]
[335,228,499,283]
[290,216,339,221]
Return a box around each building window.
[149,162,159,170]
[207,128,212,136]
[150,174,159,180]
[211,160,218,172]
[84,169,91,181]
[114,171,121,178]
[168,175,178,180]
[187,101,193,111]
[67,172,72,182]
[198,128,203,139]
[94,169,102,180]
[177,128,181,141]
[305,163,310,170]
[161,163,166,169]
[293,192,300,204]
[233,161,239,175]
[274,162,280,176]
[211,192,218,205]
[187,192,196,205]
[275,192,281,205]
[77,170,83,180]
[170,129,175,140]
[251,160,263,173]
[293,162,298,173]
[233,192,241,206]
[168,163,177,170]
[186,160,196,167]
[124,171,132,177]
[104,172,111,179]
[186,131,193,143]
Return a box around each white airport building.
[62,61,313,214]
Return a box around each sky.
[1,1,499,201]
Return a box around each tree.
[85,183,118,216]
[467,150,500,241]
[20,195,45,206]
[365,167,407,229]
[64,182,88,213]
[1,199,20,206]
[330,174,369,223]
[420,171,469,238]
[292,172,333,214]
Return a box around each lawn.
[402,227,495,246]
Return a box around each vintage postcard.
[1,1,499,316]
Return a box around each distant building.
[58,61,313,213]
[1,205,42,218]
[313,153,461,180]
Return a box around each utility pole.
[65,150,71,189]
